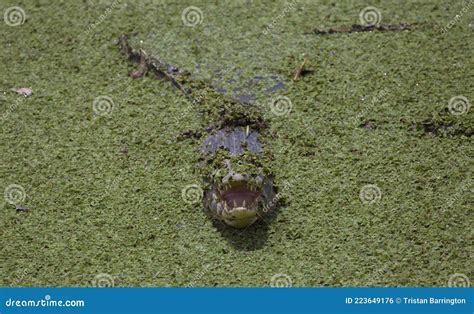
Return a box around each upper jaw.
[219,182,259,208]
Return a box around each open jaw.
[216,181,262,228]
[204,170,276,228]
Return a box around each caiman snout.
[219,179,260,228]
[205,172,275,228]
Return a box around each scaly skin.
[119,34,277,228]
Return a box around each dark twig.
[118,34,192,98]
[308,23,412,35]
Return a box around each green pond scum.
[1,1,472,287]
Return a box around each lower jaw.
[222,210,258,228]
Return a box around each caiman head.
[204,169,276,228]
[200,122,276,228]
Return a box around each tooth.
[242,200,246,207]
[233,200,237,207]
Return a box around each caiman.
[119,34,277,228]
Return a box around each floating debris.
[15,204,29,212]
[309,23,412,35]
[11,87,33,97]
[292,56,313,81]
[128,49,148,79]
